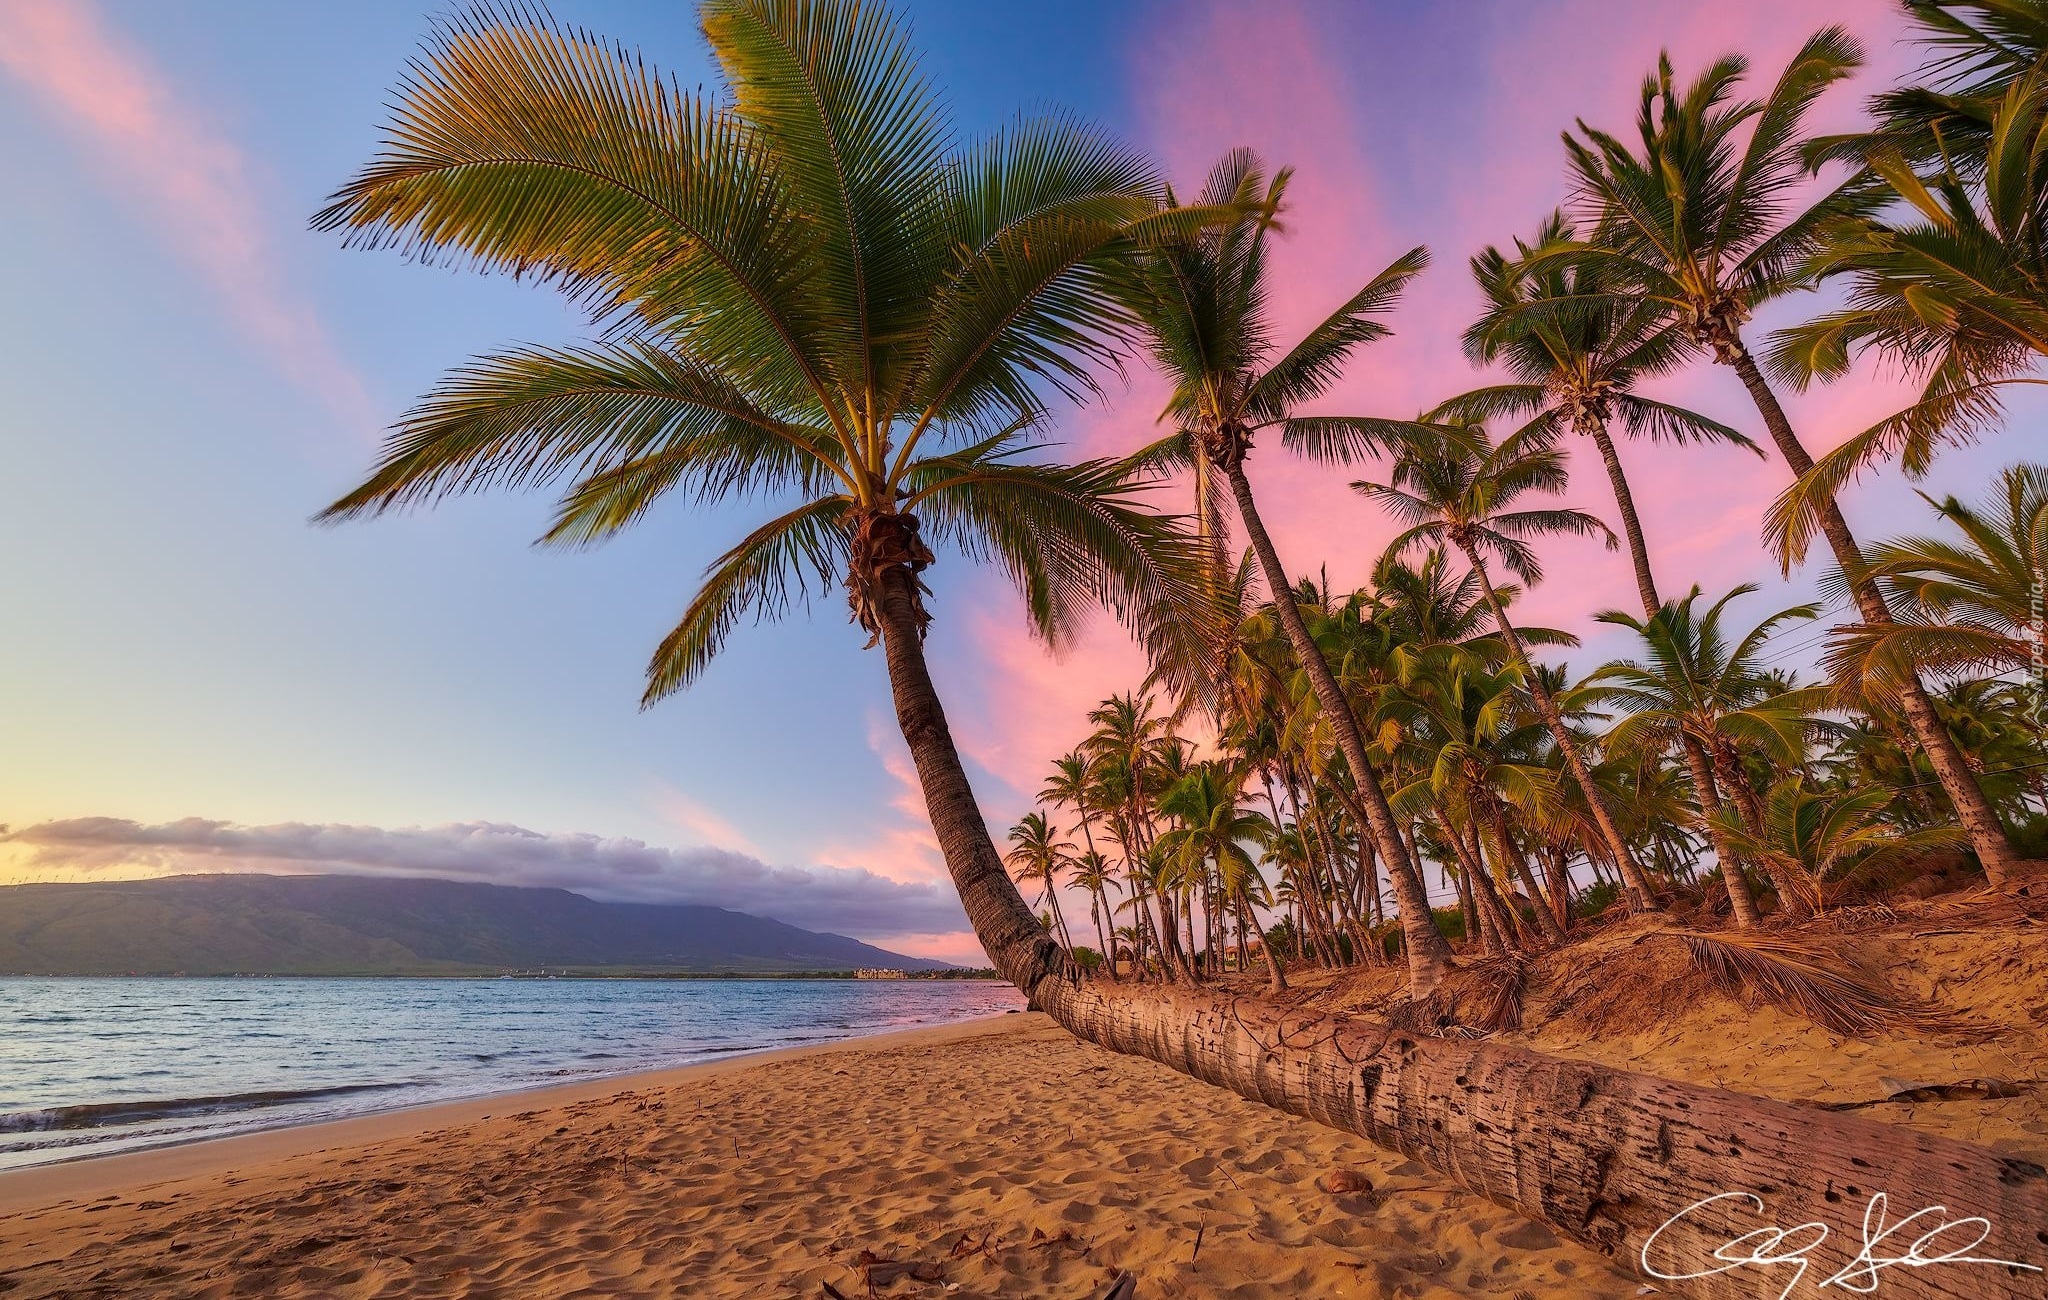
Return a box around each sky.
[0,0,2032,965]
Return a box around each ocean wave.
[0,1082,407,1134]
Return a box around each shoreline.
[0,1012,1638,1298]
[0,1011,1025,1217]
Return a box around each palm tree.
[1439,210,1758,616]
[1388,658,1569,944]
[1115,149,1454,992]
[1444,214,1770,901]
[1083,693,1193,982]
[1066,848,1121,977]
[1158,763,1283,991]
[1040,750,1118,978]
[1586,586,1837,922]
[1563,29,2025,886]
[1768,3,2048,525]
[1823,462,2048,695]
[1765,69,2048,541]
[1005,811,1078,956]
[1805,0,2048,178]
[1713,780,1967,913]
[1358,419,1664,911]
[317,0,1212,1036]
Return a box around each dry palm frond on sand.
[1675,930,1957,1038]
[1468,956,1528,1033]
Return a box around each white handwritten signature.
[1639,1190,2042,1299]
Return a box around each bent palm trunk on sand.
[877,542,2047,1300]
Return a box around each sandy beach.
[5,897,2041,1299]
[0,1012,1637,1299]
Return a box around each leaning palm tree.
[1444,214,1766,883]
[1357,419,1664,911]
[318,0,1230,996]
[1114,149,1454,992]
[1438,210,1758,617]
[314,5,2048,1282]
[1564,29,2025,886]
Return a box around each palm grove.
[320,1,2048,1288]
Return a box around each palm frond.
[1244,246,1429,418]
[643,496,852,702]
[1677,930,1953,1038]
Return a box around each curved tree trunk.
[1463,550,1663,911]
[876,561,2047,1299]
[1729,349,2020,888]
[1222,458,1455,993]
[1710,740,1812,922]
[1586,422,1663,617]
[1681,734,1762,928]
[1586,420,1761,924]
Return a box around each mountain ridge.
[0,874,952,975]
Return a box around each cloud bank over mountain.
[1,817,970,943]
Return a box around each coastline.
[0,1012,1637,1299]
[0,1011,1025,1217]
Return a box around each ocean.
[0,977,1024,1171]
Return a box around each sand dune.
[0,1014,1635,1299]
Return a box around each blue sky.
[1,1,2029,961]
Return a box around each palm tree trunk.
[1680,736,1761,928]
[1540,846,1575,929]
[1239,891,1286,993]
[1586,422,1662,615]
[1462,550,1664,911]
[1729,349,2020,887]
[1075,815,1120,980]
[1136,849,1192,982]
[1492,812,1566,943]
[872,562,2047,1300]
[1451,824,1516,953]
[1222,459,1454,992]
[1584,417,1764,922]
[1042,865,1078,958]
[1089,889,1113,979]
[1710,742,1811,922]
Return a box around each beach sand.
[9,898,2039,1299]
[0,1012,1637,1299]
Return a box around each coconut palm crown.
[314,0,1219,703]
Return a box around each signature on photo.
[1639,1190,2042,1298]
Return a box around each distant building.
[852,967,907,979]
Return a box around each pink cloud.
[804,715,950,887]
[0,0,375,431]
[877,929,992,967]
[647,780,762,857]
